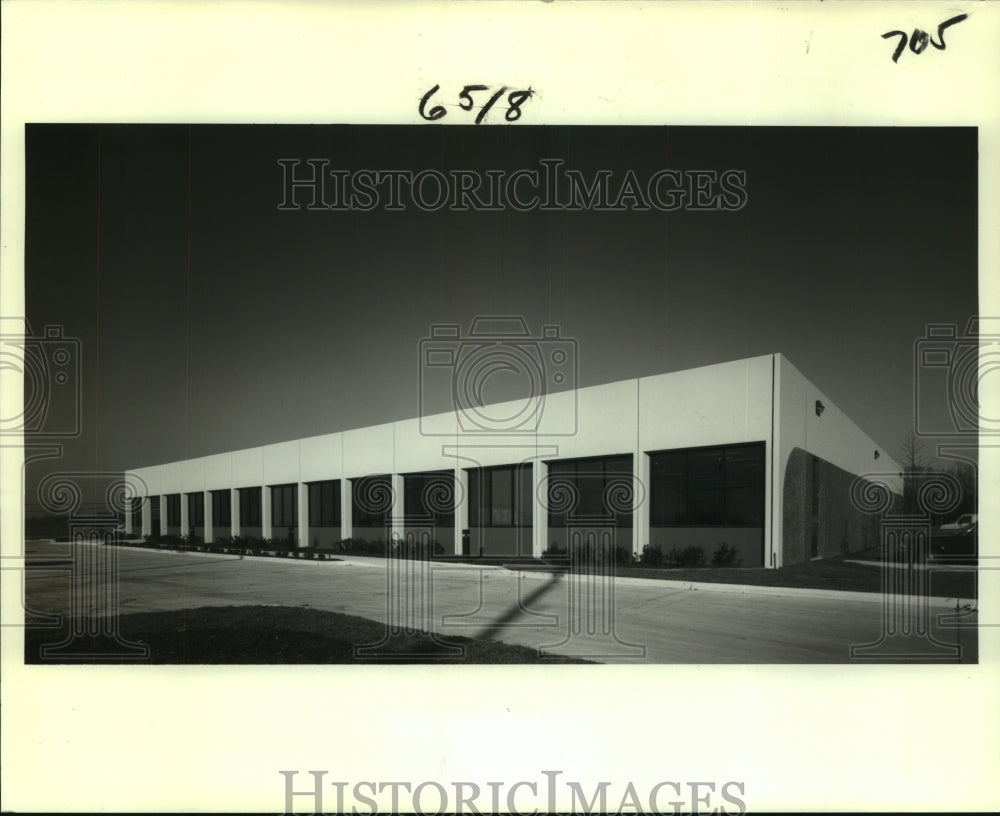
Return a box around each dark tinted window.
[650,443,764,527]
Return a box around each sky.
[22,124,977,510]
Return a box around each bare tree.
[950,459,978,518]
[898,432,976,523]
[899,431,930,516]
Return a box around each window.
[166,494,181,527]
[727,446,765,525]
[649,443,764,527]
[211,490,231,527]
[547,454,633,528]
[150,496,160,529]
[687,448,724,524]
[468,463,533,528]
[308,480,340,527]
[271,484,298,527]
[187,493,205,527]
[239,487,261,527]
[353,475,392,526]
[130,498,143,529]
[403,472,455,527]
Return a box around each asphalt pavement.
[21,541,978,663]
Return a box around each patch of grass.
[553,549,976,599]
[23,605,590,665]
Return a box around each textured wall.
[470,527,531,557]
[306,527,342,548]
[649,527,763,567]
[782,447,881,566]
[546,525,634,558]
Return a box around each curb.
[512,566,975,609]
[86,542,355,567]
[49,541,977,609]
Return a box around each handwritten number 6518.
[882,13,967,63]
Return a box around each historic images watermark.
[418,316,577,437]
[277,159,748,213]
[0,318,81,439]
[848,470,968,661]
[25,471,150,661]
[913,317,1000,438]
[348,464,649,662]
[342,314,648,661]
[847,317,993,660]
[279,770,747,815]
[2,318,148,659]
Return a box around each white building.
[124,353,901,568]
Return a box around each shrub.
[263,537,289,553]
[147,533,184,548]
[640,543,663,566]
[559,539,635,568]
[664,545,706,567]
[614,545,635,565]
[711,543,742,567]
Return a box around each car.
[931,520,977,562]
[939,513,977,531]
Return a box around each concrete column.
[341,479,353,542]
[180,494,189,537]
[635,450,650,560]
[532,459,548,558]
[390,472,405,544]
[231,490,240,538]
[203,490,213,544]
[454,466,469,555]
[298,482,309,548]
[158,495,167,535]
[261,485,272,539]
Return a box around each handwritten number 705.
[882,13,967,63]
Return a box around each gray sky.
[23,125,977,509]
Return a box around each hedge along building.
[123,354,902,569]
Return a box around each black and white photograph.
[2,1,998,814]
[17,123,981,666]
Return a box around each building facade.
[124,354,901,568]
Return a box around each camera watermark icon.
[0,318,81,437]
[418,316,578,436]
[914,317,1000,437]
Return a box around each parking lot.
[21,540,978,663]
